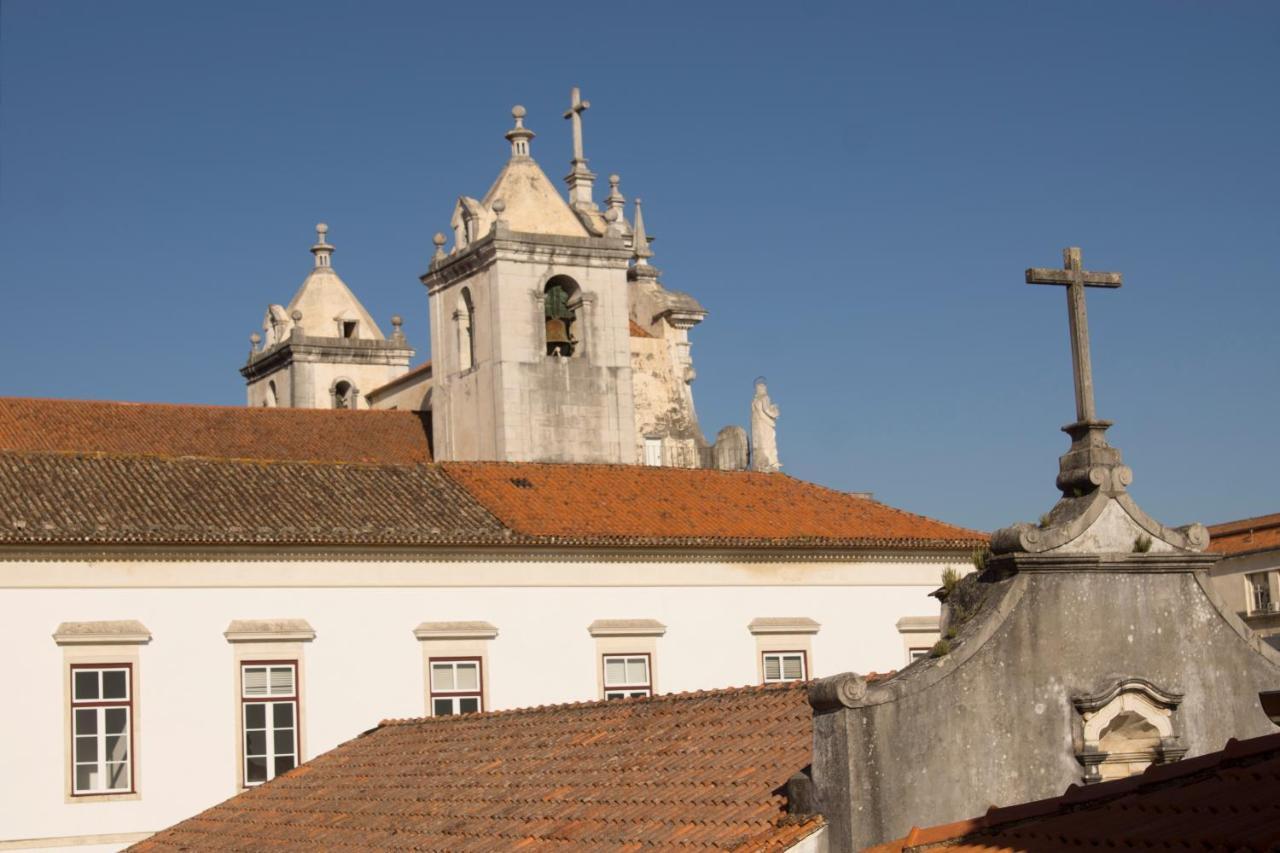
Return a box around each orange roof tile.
[133,682,818,852]
[1208,512,1280,557]
[868,732,1280,852]
[629,319,654,338]
[0,397,432,464]
[444,462,988,549]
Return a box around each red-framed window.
[603,654,651,699]
[240,661,298,786]
[762,651,807,683]
[70,663,134,795]
[429,657,483,715]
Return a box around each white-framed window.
[643,437,662,467]
[909,647,931,662]
[430,658,483,715]
[70,665,133,795]
[240,661,298,786]
[762,651,807,683]
[603,654,651,699]
[1249,572,1274,614]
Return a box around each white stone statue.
[750,378,781,473]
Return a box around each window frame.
[643,437,662,467]
[761,650,808,684]
[428,656,485,716]
[602,653,652,699]
[239,659,300,788]
[69,662,135,797]
[1248,571,1274,614]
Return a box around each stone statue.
[713,425,749,471]
[750,378,780,473]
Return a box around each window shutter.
[243,667,268,696]
[782,655,804,680]
[627,658,649,686]
[764,655,782,681]
[456,663,479,691]
[270,666,295,696]
[604,658,626,686]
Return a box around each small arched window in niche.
[265,380,278,408]
[332,380,357,410]
[544,276,580,357]
[458,288,476,371]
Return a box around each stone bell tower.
[421,98,636,463]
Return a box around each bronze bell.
[545,317,572,354]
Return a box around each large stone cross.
[1026,247,1122,424]
[563,86,590,164]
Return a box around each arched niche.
[1073,678,1186,783]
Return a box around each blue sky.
[1,1,1276,531]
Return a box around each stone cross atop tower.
[563,86,597,210]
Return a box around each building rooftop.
[131,682,822,852]
[0,397,987,551]
[1208,512,1280,557]
[868,731,1280,852]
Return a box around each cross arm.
[1025,268,1123,288]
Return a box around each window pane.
[106,734,129,762]
[74,708,98,735]
[107,761,130,790]
[274,729,295,756]
[274,755,295,777]
[605,691,624,700]
[456,663,478,691]
[246,730,266,757]
[431,663,455,691]
[102,669,128,700]
[74,670,99,701]
[764,655,781,681]
[459,697,479,713]
[269,666,295,696]
[273,702,294,728]
[76,764,98,792]
[604,658,626,685]
[243,667,268,696]
[434,698,454,716]
[104,707,128,735]
[246,756,267,783]
[626,658,648,685]
[782,655,804,680]
[75,735,98,763]
[245,703,265,729]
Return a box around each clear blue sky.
[2,1,1276,532]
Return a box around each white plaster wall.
[0,554,957,848]
[1209,550,1280,614]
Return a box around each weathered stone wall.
[629,331,705,468]
[811,558,1280,851]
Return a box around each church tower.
[241,224,414,408]
[421,101,637,463]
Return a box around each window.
[762,651,807,683]
[1249,572,1273,614]
[544,276,579,357]
[70,665,133,795]
[340,319,358,339]
[643,437,662,467]
[240,662,298,786]
[331,380,357,409]
[457,288,475,371]
[909,647,931,662]
[430,658,483,715]
[603,654,651,699]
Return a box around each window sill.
[67,790,141,804]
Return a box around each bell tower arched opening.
[544,276,580,357]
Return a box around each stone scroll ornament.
[750,377,781,473]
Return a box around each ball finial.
[604,208,618,222]
[492,199,506,215]
[391,314,403,328]
[609,174,620,185]
[512,105,526,120]
[291,309,303,322]
[432,232,446,248]
[250,332,261,344]
[316,223,328,238]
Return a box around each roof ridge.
[0,395,424,416]
[377,679,810,728]
[0,447,431,469]
[1207,512,1280,534]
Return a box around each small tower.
[241,224,414,409]
[422,101,636,463]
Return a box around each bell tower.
[421,100,636,463]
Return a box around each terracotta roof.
[629,319,654,338]
[132,682,821,852]
[0,452,506,546]
[0,397,432,464]
[366,360,433,400]
[444,462,987,549]
[1208,512,1280,557]
[868,732,1280,852]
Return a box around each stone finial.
[632,198,653,262]
[505,105,534,158]
[289,308,303,339]
[249,332,261,355]
[432,232,447,263]
[605,173,628,233]
[310,222,334,268]
[390,315,404,342]
[492,198,506,220]
[291,309,302,322]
